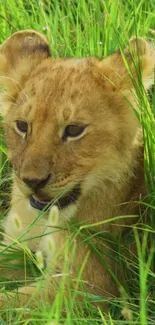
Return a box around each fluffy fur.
[0,30,154,308]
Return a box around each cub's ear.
[97,37,155,91]
[0,30,50,91]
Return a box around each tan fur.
[0,30,154,309]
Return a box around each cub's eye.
[16,120,28,134]
[63,124,86,140]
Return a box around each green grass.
[0,0,155,324]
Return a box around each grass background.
[0,0,155,324]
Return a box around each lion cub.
[0,30,154,308]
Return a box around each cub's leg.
[0,182,49,281]
[0,185,68,308]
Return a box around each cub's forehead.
[30,57,95,93]
[18,58,100,122]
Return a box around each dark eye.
[16,120,28,133]
[63,124,86,139]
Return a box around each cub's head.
[0,30,154,213]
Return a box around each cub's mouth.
[29,184,81,211]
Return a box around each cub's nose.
[23,174,51,190]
